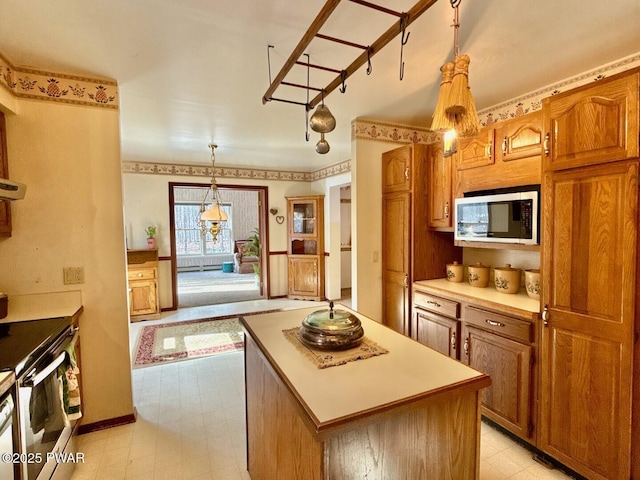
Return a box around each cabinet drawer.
[128,268,156,281]
[413,291,459,319]
[464,306,532,343]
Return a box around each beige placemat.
[283,328,389,369]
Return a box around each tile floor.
[71,299,576,480]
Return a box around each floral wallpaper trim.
[477,51,640,127]
[0,51,119,109]
[122,161,315,182]
[351,119,441,144]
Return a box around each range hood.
[0,178,26,200]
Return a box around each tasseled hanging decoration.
[431,61,455,132]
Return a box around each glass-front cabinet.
[286,195,324,301]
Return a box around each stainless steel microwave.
[454,188,539,245]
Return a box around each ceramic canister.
[467,262,490,288]
[525,269,541,300]
[446,261,464,283]
[494,264,521,294]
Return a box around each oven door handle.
[23,352,67,388]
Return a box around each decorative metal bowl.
[299,301,364,350]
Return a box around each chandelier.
[200,143,227,243]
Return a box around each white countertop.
[241,306,489,428]
[414,278,540,314]
[0,290,83,323]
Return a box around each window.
[174,202,233,255]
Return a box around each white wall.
[0,99,134,425]
[122,172,315,300]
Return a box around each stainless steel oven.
[16,326,78,480]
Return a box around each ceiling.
[1,0,639,172]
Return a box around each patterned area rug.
[177,270,261,308]
[132,310,280,368]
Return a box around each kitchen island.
[240,307,491,480]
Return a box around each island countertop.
[240,306,490,431]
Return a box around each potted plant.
[145,225,157,249]
[244,228,260,281]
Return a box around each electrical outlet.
[63,267,85,285]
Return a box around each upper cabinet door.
[455,128,495,171]
[495,111,543,163]
[0,112,11,237]
[382,145,412,193]
[542,73,639,171]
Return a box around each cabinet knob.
[444,202,450,218]
[486,140,493,160]
[463,337,470,356]
[137,273,143,277]
[450,332,456,350]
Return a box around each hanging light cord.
[451,0,461,58]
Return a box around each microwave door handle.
[23,352,67,388]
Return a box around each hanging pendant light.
[200,143,228,243]
[315,132,330,154]
[309,90,336,134]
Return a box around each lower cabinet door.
[462,324,533,440]
[129,280,158,316]
[414,309,459,359]
[288,257,319,299]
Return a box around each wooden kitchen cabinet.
[0,112,11,237]
[382,144,460,336]
[542,72,639,171]
[127,249,160,320]
[539,159,639,480]
[427,141,454,231]
[453,112,542,198]
[412,289,460,359]
[286,195,324,301]
[461,305,535,441]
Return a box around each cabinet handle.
[404,167,409,181]
[426,300,441,308]
[542,305,549,327]
[403,275,408,288]
[463,337,469,356]
[444,201,450,218]
[451,332,456,350]
[502,136,508,156]
[137,273,143,277]
[486,140,493,160]
[543,133,550,157]
[485,319,505,328]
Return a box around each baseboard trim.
[77,409,137,435]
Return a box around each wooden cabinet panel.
[456,128,495,171]
[542,73,639,171]
[495,112,543,163]
[465,306,533,344]
[129,278,159,316]
[382,145,411,193]
[0,112,11,237]
[415,309,459,359]
[427,142,453,231]
[413,290,458,319]
[287,256,321,299]
[539,160,637,479]
[462,324,533,440]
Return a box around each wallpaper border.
[0,51,119,109]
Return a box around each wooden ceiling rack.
[262,0,440,110]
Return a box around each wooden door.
[129,279,158,316]
[427,143,453,231]
[0,112,11,237]
[495,111,543,163]
[543,73,639,171]
[462,324,533,440]
[455,128,495,171]
[288,256,319,299]
[382,145,411,193]
[415,310,459,359]
[382,192,410,335]
[539,161,638,479]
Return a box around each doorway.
[168,182,269,309]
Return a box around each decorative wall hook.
[269,208,278,215]
[339,70,347,93]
